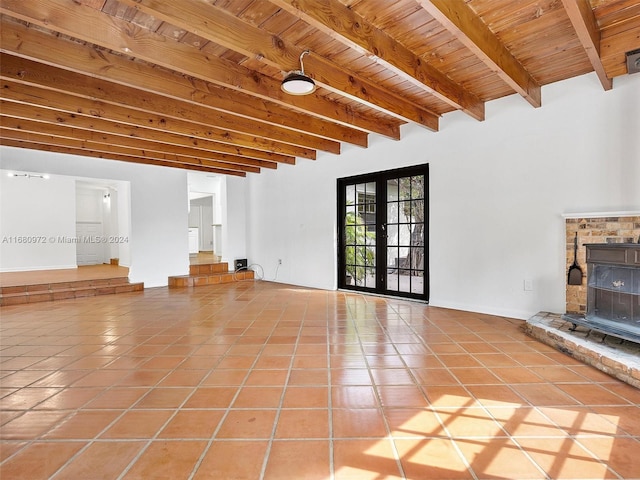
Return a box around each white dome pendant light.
[281,50,316,95]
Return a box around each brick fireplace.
[524,213,640,388]
[565,214,640,314]
[564,242,640,343]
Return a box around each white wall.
[0,151,189,287]
[0,171,77,271]
[116,184,132,267]
[246,72,640,319]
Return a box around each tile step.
[189,262,230,275]
[169,270,254,288]
[0,279,143,307]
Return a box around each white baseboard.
[427,299,535,321]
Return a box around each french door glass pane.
[387,202,398,223]
[399,200,411,221]
[345,204,356,221]
[387,180,399,201]
[346,184,356,206]
[386,246,399,290]
[387,225,398,246]
[365,267,376,288]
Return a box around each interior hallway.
[1,281,638,479]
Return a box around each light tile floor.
[1,281,639,479]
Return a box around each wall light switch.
[524,279,533,291]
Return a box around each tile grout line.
[447,346,548,480]
[10,312,188,477]
[438,322,551,480]
[150,291,279,479]
[325,293,336,480]
[447,319,627,479]
[346,295,408,480]
[389,302,489,480]
[86,315,229,480]
[257,299,309,480]
[0,318,165,471]
[112,297,266,480]
[187,291,285,480]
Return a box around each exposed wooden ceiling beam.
[2,138,247,176]
[269,0,485,121]
[0,137,247,177]
[2,77,295,164]
[117,0,439,131]
[0,79,304,164]
[0,31,347,156]
[417,0,542,107]
[0,117,263,174]
[560,0,613,90]
[0,100,279,170]
[0,18,365,150]
[0,0,401,140]
[303,53,438,130]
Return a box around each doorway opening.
[75,180,130,267]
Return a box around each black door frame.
[337,164,429,302]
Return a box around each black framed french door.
[337,164,429,301]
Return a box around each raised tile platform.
[0,277,143,306]
[525,312,640,388]
[168,262,255,288]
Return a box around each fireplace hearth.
[526,214,640,387]
[563,243,640,343]
[525,312,640,387]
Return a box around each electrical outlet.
[278,259,282,265]
[524,279,533,291]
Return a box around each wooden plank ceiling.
[1,0,639,177]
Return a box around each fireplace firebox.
[563,243,640,343]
